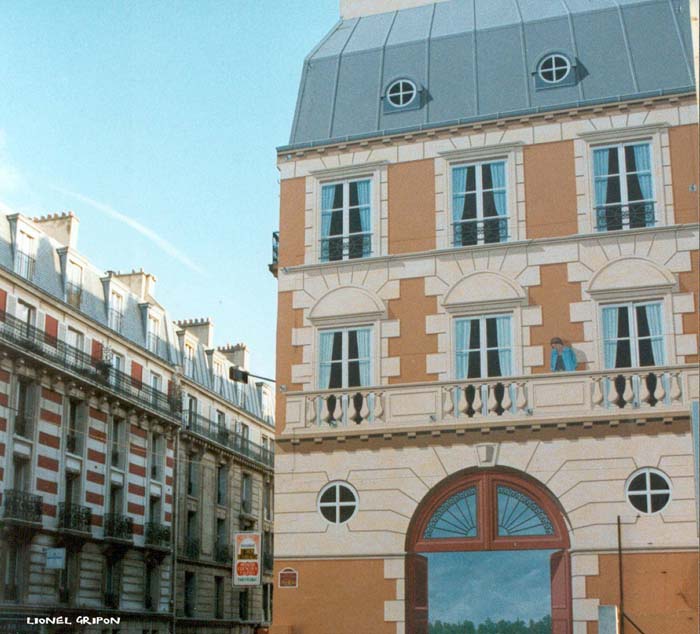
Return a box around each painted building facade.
[0,212,275,633]
[271,1,699,633]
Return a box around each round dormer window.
[386,79,417,108]
[537,54,572,84]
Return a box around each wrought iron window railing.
[58,502,91,533]
[0,311,177,420]
[181,411,273,468]
[214,541,232,563]
[320,233,372,262]
[271,231,279,266]
[65,282,82,309]
[2,489,42,523]
[144,521,171,548]
[15,251,36,280]
[595,202,655,232]
[453,217,509,246]
[103,513,133,541]
[182,535,200,559]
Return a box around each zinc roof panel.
[431,0,473,38]
[343,12,395,53]
[386,3,434,45]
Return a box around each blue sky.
[0,1,339,379]
[427,550,554,624]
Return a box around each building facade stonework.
[0,212,275,633]
[270,1,699,633]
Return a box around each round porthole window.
[318,481,358,524]
[537,54,572,84]
[625,468,672,514]
[386,79,417,108]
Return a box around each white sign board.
[45,548,66,570]
[233,532,261,586]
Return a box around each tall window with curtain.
[601,302,664,368]
[454,315,513,378]
[318,327,372,389]
[452,161,508,247]
[320,179,372,262]
[593,142,655,232]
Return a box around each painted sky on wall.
[427,550,555,625]
[0,1,339,379]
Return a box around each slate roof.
[283,0,695,149]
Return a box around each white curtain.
[455,319,472,379]
[318,331,335,389]
[495,316,512,376]
[644,303,664,365]
[355,328,371,386]
[602,306,619,369]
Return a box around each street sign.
[233,532,261,586]
[45,548,66,570]
[278,567,298,588]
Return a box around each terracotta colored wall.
[275,291,304,433]
[523,141,578,239]
[388,159,436,254]
[669,124,699,225]
[585,551,698,634]
[529,263,584,373]
[279,177,306,267]
[388,278,438,384]
[271,559,396,634]
[678,250,699,364]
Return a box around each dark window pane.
[649,473,669,490]
[482,190,497,218]
[603,203,623,231]
[615,339,632,368]
[461,193,477,220]
[339,486,355,503]
[329,209,343,236]
[482,164,494,190]
[650,494,670,512]
[607,148,619,175]
[331,332,342,361]
[617,307,630,338]
[483,217,503,244]
[636,306,650,338]
[624,145,639,172]
[468,321,480,350]
[467,351,481,378]
[349,182,358,207]
[628,494,648,513]
[465,166,476,192]
[326,237,343,261]
[348,331,358,359]
[487,349,502,377]
[349,208,363,234]
[485,318,499,348]
[321,506,337,523]
[628,474,647,491]
[606,176,621,205]
[456,222,478,246]
[339,506,354,522]
[348,234,368,259]
[638,339,655,366]
[348,361,360,387]
[627,174,644,203]
[332,184,343,209]
[328,363,342,389]
[320,487,336,504]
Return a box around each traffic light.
[229,367,249,384]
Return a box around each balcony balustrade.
[214,541,232,563]
[2,490,42,524]
[182,411,274,468]
[145,522,171,548]
[320,233,372,262]
[182,535,200,559]
[285,365,697,435]
[58,502,91,533]
[103,513,133,541]
[595,201,655,232]
[0,311,177,420]
[452,217,509,246]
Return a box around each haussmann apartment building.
[0,211,276,634]
[270,1,699,633]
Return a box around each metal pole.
[617,515,624,634]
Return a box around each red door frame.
[404,468,573,634]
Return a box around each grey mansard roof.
[283,0,695,150]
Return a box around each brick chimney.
[33,212,80,249]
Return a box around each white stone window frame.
[592,293,677,369]
[624,467,672,515]
[314,323,378,391]
[577,125,672,236]
[317,480,359,525]
[447,309,522,380]
[436,144,523,250]
[307,162,387,265]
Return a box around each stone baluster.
[442,386,454,418]
[332,396,343,425]
[669,371,681,402]
[373,391,384,423]
[320,396,331,423]
[655,373,666,402]
[487,384,499,415]
[639,373,651,406]
[501,382,512,414]
[515,381,528,413]
[359,392,370,423]
[458,388,469,416]
[472,384,482,416]
[306,397,317,426]
[622,375,634,407]
[591,377,604,408]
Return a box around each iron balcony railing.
[271,231,279,265]
[15,251,36,280]
[0,311,177,420]
[182,535,200,559]
[145,521,171,548]
[103,513,133,541]
[595,201,655,232]
[181,411,274,468]
[214,541,232,563]
[453,217,509,246]
[58,502,91,533]
[2,490,42,523]
[320,233,372,262]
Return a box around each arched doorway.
[405,469,572,634]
